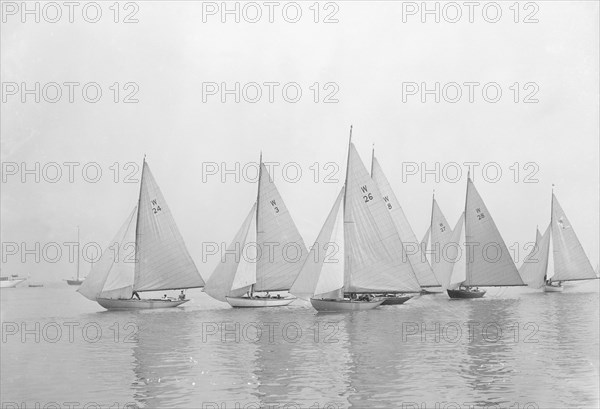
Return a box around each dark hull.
[447,289,486,299]
[381,295,412,305]
[66,279,84,286]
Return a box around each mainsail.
[134,162,205,291]
[290,188,345,300]
[255,163,308,291]
[550,193,597,281]
[371,156,440,287]
[78,159,205,301]
[435,212,466,290]
[464,177,524,287]
[519,224,551,289]
[428,198,455,280]
[343,143,421,293]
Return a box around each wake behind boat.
[290,127,422,312]
[78,157,205,310]
[203,153,307,308]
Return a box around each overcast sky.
[2,1,598,282]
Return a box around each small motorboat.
[447,287,486,299]
[310,298,385,312]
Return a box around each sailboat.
[203,154,308,308]
[371,150,441,300]
[78,157,205,310]
[289,127,422,312]
[0,274,26,288]
[421,193,466,292]
[66,226,84,285]
[447,175,525,298]
[519,189,598,292]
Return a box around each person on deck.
[163,294,168,300]
[132,291,140,300]
[178,291,185,300]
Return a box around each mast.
[76,226,80,280]
[429,189,435,247]
[251,152,262,297]
[548,184,554,283]
[133,155,145,290]
[343,126,352,294]
[370,143,375,176]
[463,171,470,287]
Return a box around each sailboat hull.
[66,279,84,286]
[96,298,189,310]
[226,296,295,308]
[0,278,26,288]
[544,284,564,293]
[380,295,413,305]
[447,289,486,299]
[310,298,385,312]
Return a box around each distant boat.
[66,226,85,286]
[421,193,461,292]
[519,189,598,292]
[28,283,44,288]
[204,153,308,308]
[0,274,26,288]
[447,175,525,299]
[289,127,422,312]
[78,157,205,310]
[371,149,441,296]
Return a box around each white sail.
[290,188,345,300]
[78,206,138,301]
[519,224,551,289]
[428,198,454,280]
[464,178,524,287]
[344,143,421,293]
[435,212,465,290]
[448,213,467,289]
[204,204,257,302]
[133,162,205,292]
[551,194,597,281]
[421,226,430,253]
[254,163,308,291]
[371,157,439,287]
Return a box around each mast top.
[349,125,353,144]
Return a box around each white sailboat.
[0,274,26,288]
[203,154,308,308]
[519,189,598,292]
[290,127,422,312]
[371,150,441,297]
[420,193,459,289]
[447,175,525,298]
[78,158,205,310]
[66,226,85,286]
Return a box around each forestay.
[204,204,257,302]
[519,224,551,289]
[290,188,345,300]
[78,206,138,301]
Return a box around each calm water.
[1,282,598,409]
